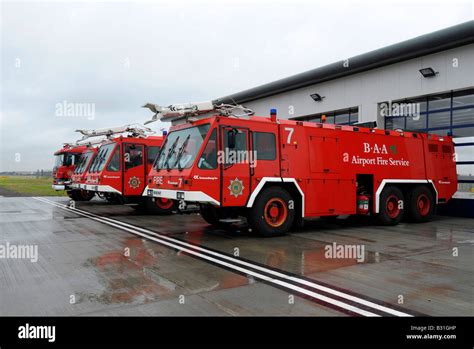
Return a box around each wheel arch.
[247,177,304,218]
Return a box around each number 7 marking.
[284,127,294,144]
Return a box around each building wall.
[243,44,474,126]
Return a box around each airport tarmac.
[0,196,472,316]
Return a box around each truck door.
[123,143,145,196]
[220,126,251,207]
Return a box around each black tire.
[199,204,221,225]
[67,190,94,201]
[77,190,95,201]
[376,185,404,225]
[145,197,175,215]
[103,193,123,204]
[247,187,295,237]
[406,186,435,223]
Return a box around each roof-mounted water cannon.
[142,101,254,125]
[75,124,155,141]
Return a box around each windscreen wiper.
[163,136,180,170]
[175,135,191,170]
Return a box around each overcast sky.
[1,0,472,171]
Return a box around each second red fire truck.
[73,124,175,214]
[142,102,458,236]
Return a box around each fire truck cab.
[70,146,99,200]
[143,102,458,237]
[79,125,175,214]
[52,144,90,198]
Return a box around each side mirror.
[227,129,237,149]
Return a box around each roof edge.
[214,21,474,105]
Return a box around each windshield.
[54,154,64,168]
[89,143,117,173]
[74,151,95,174]
[155,124,210,170]
[54,152,79,168]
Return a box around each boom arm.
[142,101,254,125]
[75,124,154,140]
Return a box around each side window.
[73,154,81,165]
[253,132,276,160]
[147,146,160,165]
[125,144,143,170]
[64,154,73,166]
[223,128,247,164]
[198,129,217,169]
[106,147,120,172]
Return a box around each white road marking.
[34,196,413,317]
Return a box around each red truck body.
[52,144,88,191]
[69,147,99,200]
[79,135,174,213]
[144,113,457,236]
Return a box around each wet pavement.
[0,196,472,316]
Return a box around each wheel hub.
[264,198,288,227]
[386,195,400,219]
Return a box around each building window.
[292,107,359,125]
[383,89,474,136]
[383,88,474,193]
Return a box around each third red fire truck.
[52,143,96,200]
[142,102,458,236]
[75,124,175,214]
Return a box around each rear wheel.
[247,187,295,237]
[406,186,435,222]
[77,190,94,201]
[103,193,123,204]
[145,197,175,215]
[376,186,404,225]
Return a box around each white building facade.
[215,21,474,195]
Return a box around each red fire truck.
[143,102,458,236]
[70,145,99,199]
[76,124,175,214]
[52,143,95,200]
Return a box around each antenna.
[142,101,254,125]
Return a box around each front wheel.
[145,197,175,215]
[247,187,295,237]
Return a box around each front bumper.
[52,184,66,191]
[78,184,121,195]
[143,186,219,205]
